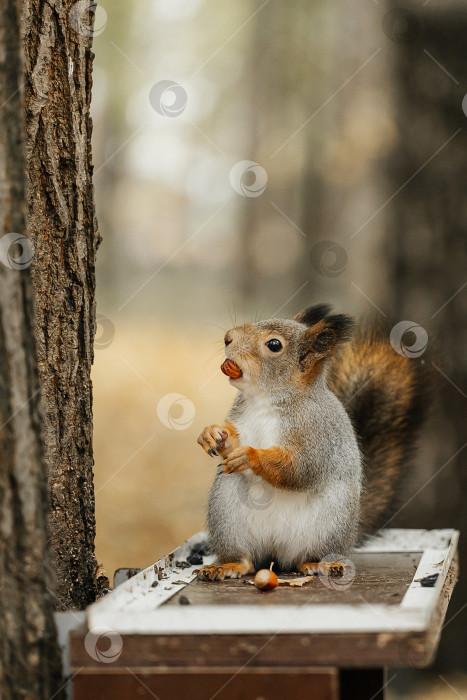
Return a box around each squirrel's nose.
[224,333,233,347]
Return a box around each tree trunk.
[384,0,467,670]
[0,0,62,695]
[23,0,100,609]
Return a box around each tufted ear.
[294,303,332,327]
[298,313,354,369]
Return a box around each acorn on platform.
[254,562,278,591]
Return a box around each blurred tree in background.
[383,0,467,684]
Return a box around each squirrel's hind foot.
[299,561,347,577]
[197,560,255,581]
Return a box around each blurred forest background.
[90,1,466,696]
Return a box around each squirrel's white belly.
[229,399,348,567]
[232,474,346,568]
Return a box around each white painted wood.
[55,611,86,699]
[354,528,456,552]
[86,528,458,636]
[400,530,459,613]
[89,604,430,635]
[88,531,215,621]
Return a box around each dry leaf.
[248,575,314,587]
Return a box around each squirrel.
[196,303,429,581]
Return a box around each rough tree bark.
[0,0,62,695]
[23,0,100,608]
[384,0,467,671]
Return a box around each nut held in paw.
[221,359,242,379]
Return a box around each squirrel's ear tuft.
[324,313,354,344]
[293,303,332,327]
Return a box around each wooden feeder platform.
[70,528,459,699]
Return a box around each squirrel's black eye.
[266,339,283,353]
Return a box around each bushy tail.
[329,323,431,536]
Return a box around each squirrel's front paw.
[222,446,259,474]
[197,425,228,458]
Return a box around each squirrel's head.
[221,303,354,395]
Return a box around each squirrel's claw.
[221,446,253,473]
[197,565,225,581]
[198,425,228,457]
[197,562,252,580]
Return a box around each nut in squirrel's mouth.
[221,359,243,379]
